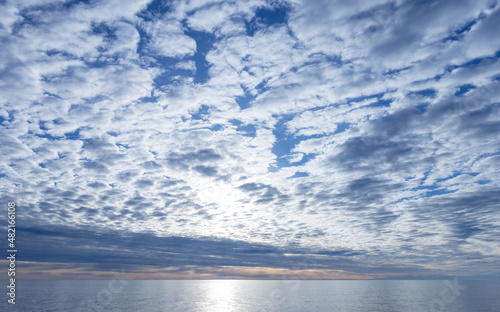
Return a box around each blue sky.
[0,0,500,280]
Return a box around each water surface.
[2,280,499,311]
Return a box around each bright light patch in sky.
[0,0,500,280]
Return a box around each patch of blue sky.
[38,121,50,131]
[408,88,437,98]
[229,119,257,137]
[344,92,393,108]
[415,103,430,113]
[335,122,351,134]
[82,94,108,104]
[210,124,224,132]
[454,84,477,96]
[409,182,457,198]
[138,0,173,21]
[0,111,16,126]
[174,113,223,131]
[477,180,492,185]
[441,19,477,43]
[464,50,500,65]
[62,0,92,9]
[272,114,320,168]
[471,151,500,166]
[253,77,272,94]
[287,171,309,179]
[11,6,50,35]
[190,104,211,120]
[366,98,393,108]
[236,90,256,110]
[43,91,62,99]
[65,129,81,140]
[56,152,66,159]
[435,172,463,183]
[420,51,500,84]
[255,5,289,26]
[245,4,290,37]
[394,196,417,204]
[135,25,152,57]
[44,118,66,128]
[443,50,500,74]
[137,94,159,104]
[184,29,215,84]
[419,169,433,184]
[268,105,355,169]
[30,130,63,141]
[84,57,119,69]
[91,22,117,41]
[346,92,385,105]
[115,143,131,149]
[307,53,343,65]
[44,49,78,59]
[383,65,414,76]
[148,28,215,86]
[394,185,457,204]
[150,57,192,87]
[287,55,343,75]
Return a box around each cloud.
[1,0,500,279]
[140,17,197,58]
[12,223,410,279]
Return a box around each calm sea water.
[2,280,499,311]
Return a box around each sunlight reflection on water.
[3,280,500,312]
[199,280,238,312]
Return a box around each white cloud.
[1,0,500,277]
[186,2,237,33]
[140,18,197,58]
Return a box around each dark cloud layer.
[18,224,439,278]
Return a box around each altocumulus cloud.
[0,0,500,279]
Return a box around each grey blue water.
[2,280,499,311]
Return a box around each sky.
[0,0,499,280]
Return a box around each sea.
[2,280,499,311]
